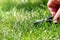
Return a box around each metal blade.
[34,16,54,24]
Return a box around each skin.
[47,0,60,23]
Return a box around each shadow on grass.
[16,2,46,11]
[1,2,46,11]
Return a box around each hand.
[47,0,60,23]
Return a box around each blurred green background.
[0,0,60,40]
[0,0,48,11]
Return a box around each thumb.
[53,8,60,23]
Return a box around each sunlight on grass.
[0,0,60,40]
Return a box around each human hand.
[47,0,60,23]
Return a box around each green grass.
[0,0,60,40]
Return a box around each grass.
[0,0,60,40]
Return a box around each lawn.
[0,0,60,40]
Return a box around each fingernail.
[53,20,58,24]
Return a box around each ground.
[0,0,60,40]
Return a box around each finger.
[47,0,56,7]
[49,7,57,16]
[47,0,57,16]
[53,8,60,23]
